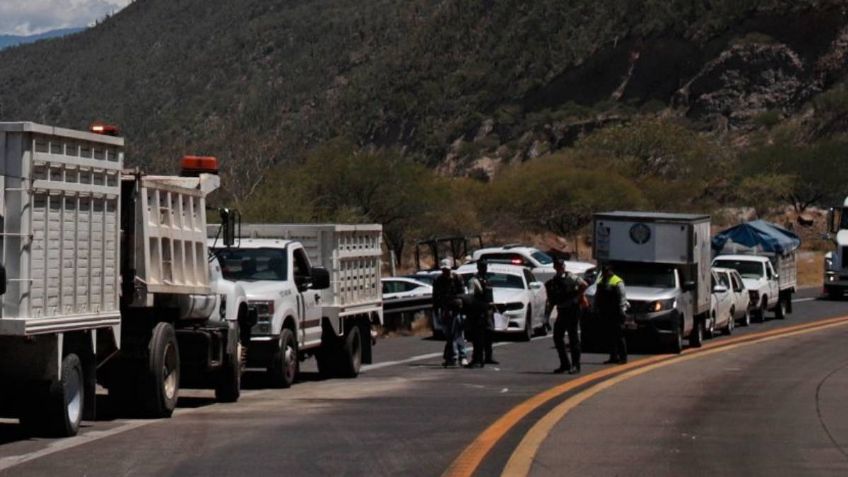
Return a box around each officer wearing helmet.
[466,259,497,368]
[432,257,468,367]
[545,258,588,374]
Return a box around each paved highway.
[0,289,846,476]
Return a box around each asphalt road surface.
[1,288,847,477]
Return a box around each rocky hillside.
[0,0,846,200]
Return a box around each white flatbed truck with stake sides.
[0,122,251,437]
[210,223,383,387]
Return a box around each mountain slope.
[0,0,846,200]
[0,28,84,50]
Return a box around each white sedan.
[381,277,433,300]
[708,269,735,338]
[471,245,595,283]
[713,267,752,327]
[456,263,548,341]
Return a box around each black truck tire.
[775,296,787,320]
[268,328,298,388]
[216,341,242,403]
[140,322,180,418]
[669,318,684,354]
[22,354,85,437]
[689,319,703,348]
[337,326,362,378]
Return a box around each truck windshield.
[713,260,764,279]
[613,263,677,289]
[213,248,287,281]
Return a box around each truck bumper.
[626,309,682,338]
[824,275,848,297]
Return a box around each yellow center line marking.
[442,314,848,477]
[501,318,848,476]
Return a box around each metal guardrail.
[383,295,433,315]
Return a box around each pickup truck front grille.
[627,300,650,313]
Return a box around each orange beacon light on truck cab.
[89,123,120,136]
[181,155,219,176]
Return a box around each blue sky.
[0,0,132,36]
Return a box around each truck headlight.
[249,300,274,323]
[826,272,838,282]
[649,299,676,312]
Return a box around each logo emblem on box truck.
[629,223,651,244]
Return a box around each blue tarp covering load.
[711,220,801,255]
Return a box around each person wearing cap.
[466,259,497,368]
[545,259,588,374]
[432,258,468,367]
[595,263,628,364]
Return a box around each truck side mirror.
[310,267,330,290]
[219,208,239,247]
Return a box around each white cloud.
[0,0,132,36]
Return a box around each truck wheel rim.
[163,343,178,400]
[66,366,83,425]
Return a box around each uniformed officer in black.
[595,263,628,364]
[466,260,498,368]
[545,259,588,374]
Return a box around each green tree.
[487,155,645,250]
[742,140,848,211]
[736,174,795,218]
[244,140,444,266]
[575,119,735,209]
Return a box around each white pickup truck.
[210,224,383,387]
[712,221,799,321]
[0,123,251,437]
[711,255,795,320]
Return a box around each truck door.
[765,262,779,306]
[292,247,323,347]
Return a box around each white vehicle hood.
[741,277,767,292]
[585,284,676,301]
[235,280,290,300]
[622,286,678,301]
[492,288,528,305]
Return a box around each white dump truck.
[209,224,383,387]
[587,212,712,352]
[0,122,251,437]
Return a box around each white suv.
[471,245,595,283]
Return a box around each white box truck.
[587,212,712,352]
[0,122,251,437]
[209,223,383,387]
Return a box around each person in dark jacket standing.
[432,258,468,367]
[545,259,588,374]
[595,263,628,364]
[466,260,498,368]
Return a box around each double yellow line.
[443,314,848,477]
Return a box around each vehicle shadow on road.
[0,422,26,445]
[241,370,328,390]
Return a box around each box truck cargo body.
[589,212,712,352]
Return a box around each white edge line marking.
[362,335,548,372]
